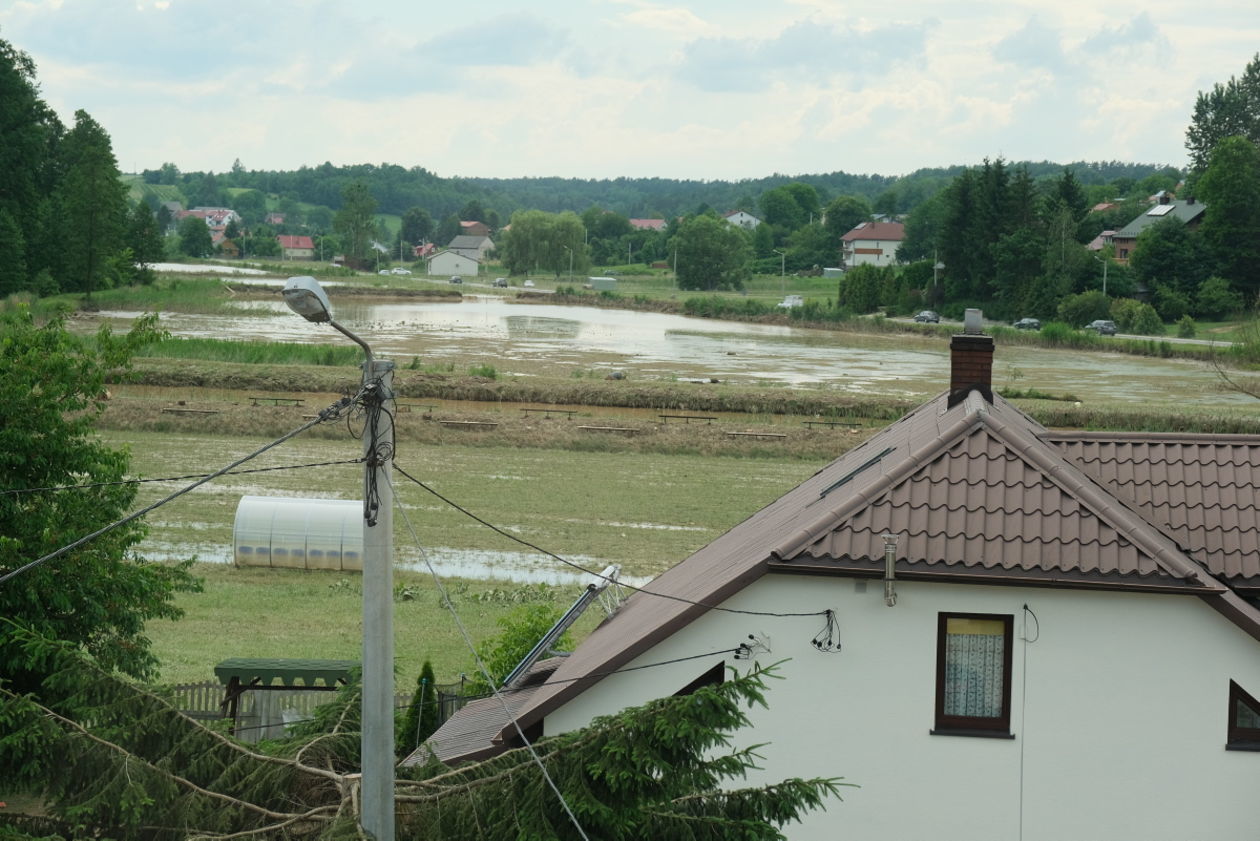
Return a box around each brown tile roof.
[1048,432,1260,591]
[841,221,905,242]
[478,389,1260,750]
[628,218,666,231]
[277,235,314,250]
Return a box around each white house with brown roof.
[411,328,1260,841]
[840,220,905,268]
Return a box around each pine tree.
[0,632,845,841]
[0,208,27,296]
[397,660,440,758]
[54,110,129,297]
[0,37,62,293]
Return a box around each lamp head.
[282,276,333,323]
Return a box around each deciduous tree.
[1186,53,1260,174]
[334,181,378,268]
[1196,135,1260,297]
[177,214,212,257]
[0,310,200,689]
[671,214,751,291]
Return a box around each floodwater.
[140,541,648,588]
[90,295,1257,408]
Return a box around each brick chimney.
[949,310,994,405]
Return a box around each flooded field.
[85,296,1257,409]
[106,431,819,584]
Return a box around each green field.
[108,429,823,687]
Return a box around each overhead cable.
[0,393,360,587]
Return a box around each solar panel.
[1147,204,1175,217]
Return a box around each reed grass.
[136,337,364,366]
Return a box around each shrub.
[1177,315,1197,338]
[1196,276,1244,319]
[1110,297,1144,332]
[1129,302,1165,336]
[1153,284,1190,321]
[468,364,498,379]
[1057,290,1110,327]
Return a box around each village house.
[427,250,480,277]
[276,234,315,260]
[628,218,666,232]
[445,234,493,262]
[722,209,761,229]
[840,220,905,269]
[1111,194,1207,264]
[410,325,1260,841]
[459,220,491,237]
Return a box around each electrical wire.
[386,471,592,841]
[0,458,366,497]
[394,463,831,620]
[0,392,360,587]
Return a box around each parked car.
[391,267,412,275]
[378,269,391,275]
[523,279,536,288]
[1085,319,1117,335]
[1013,318,1041,331]
[777,295,804,309]
[913,310,940,323]
[494,277,508,287]
[449,275,463,284]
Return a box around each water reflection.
[86,296,1258,407]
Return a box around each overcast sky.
[2,0,1257,180]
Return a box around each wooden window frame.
[1227,680,1260,751]
[933,612,1015,738]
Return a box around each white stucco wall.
[543,574,1260,841]
[427,251,479,276]
[844,239,899,268]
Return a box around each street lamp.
[1093,253,1110,296]
[772,249,786,295]
[281,276,395,841]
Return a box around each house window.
[1227,680,1260,751]
[933,613,1014,737]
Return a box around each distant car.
[777,295,804,309]
[449,275,463,284]
[1085,319,1117,335]
[494,277,508,287]
[391,267,412,275]
[378,269,391,275]
[913,310,940,323]
[1013,318,1041,331]
[523,279,536,288]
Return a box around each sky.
[2,0,1258,181]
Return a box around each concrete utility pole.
[281,276,395,841]
[360,358,395,841]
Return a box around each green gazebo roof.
[213,657,358,687]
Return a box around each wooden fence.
[165,679,472,740]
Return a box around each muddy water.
[90,297,1255,409]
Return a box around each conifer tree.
[0,631,844,841]
[54,110,129,297]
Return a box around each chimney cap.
[963,308,983,334]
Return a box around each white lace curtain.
[943,627,1005,718]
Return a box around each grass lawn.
[147,562,601,691]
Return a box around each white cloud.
[2,0,1258,177]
